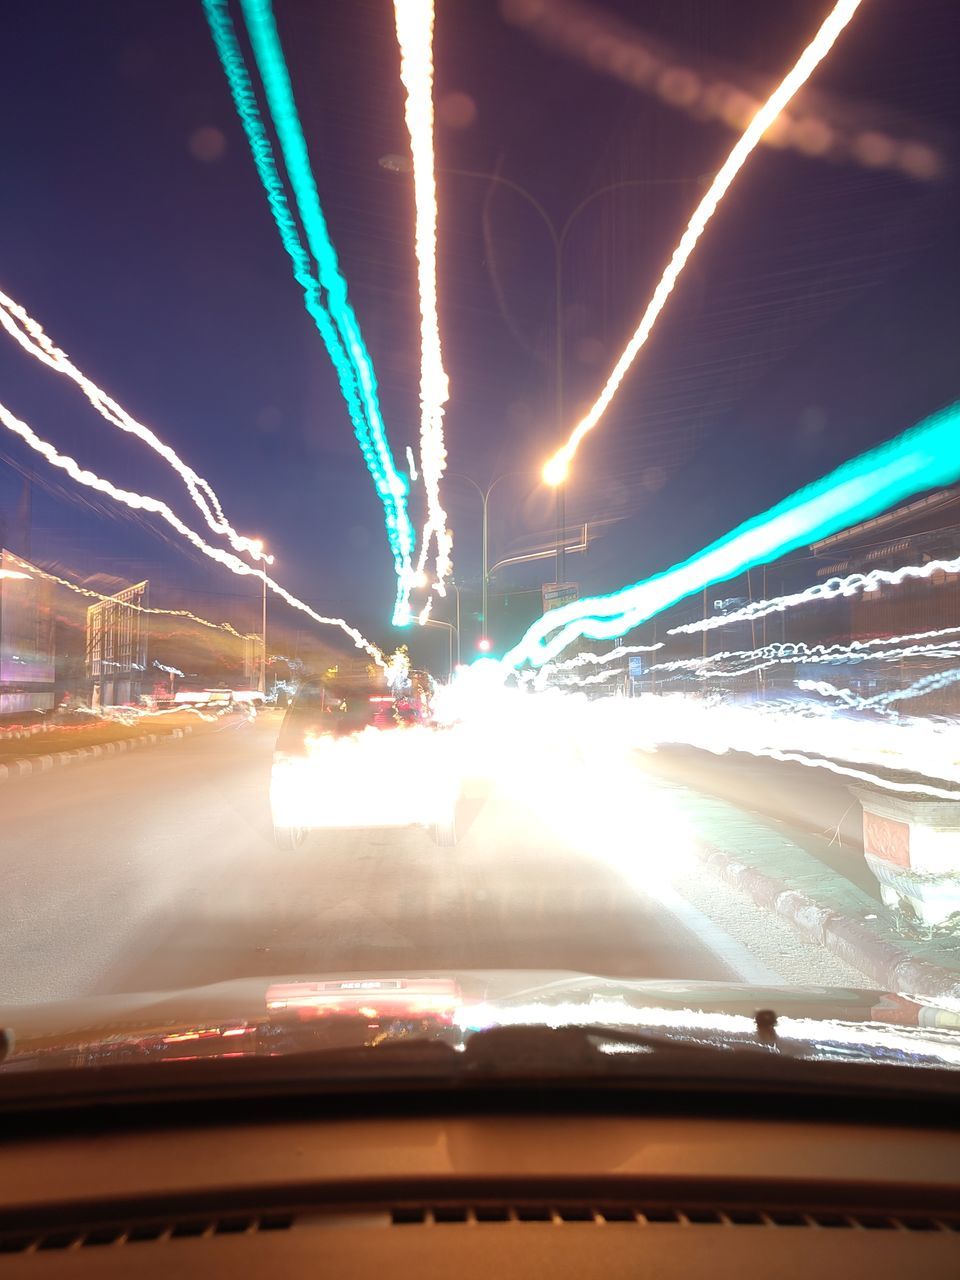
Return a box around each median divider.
[0,726,193,783]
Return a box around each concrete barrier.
[699,842,960,1001]
[0,727,192,784]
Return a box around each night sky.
[1,0,958,669]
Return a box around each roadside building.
[85,580,148,708]
[0,549,55,714]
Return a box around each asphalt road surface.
[1,713,868,1007]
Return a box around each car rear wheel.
[274,823,308,850]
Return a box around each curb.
[0,726,193,783]
[698,843,960,1002]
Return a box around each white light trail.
[153,660,186,677]
[0,289,270,565]
[599,692,960,800]
[392,0,452,589]
[651,634,960,677]
[751,748,960,800]
[97,703,224,725]
[527,641,664,691]
[543,0,863,485]
[799,667,960,712]
[669,555,960,636]
[0,400,384,665]
[557,667,623,688]
[0,549,253,640]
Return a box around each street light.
[382,157,699,584]
[253,541,270,695]
[449,580,462,667]
[423,617,457,680]
[447,471,525,649]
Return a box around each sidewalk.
[0,717,198,763]
[0,722,198,782]
[642,765,960,1001]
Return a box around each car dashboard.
[0,1099,958,1277]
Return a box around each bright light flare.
[543,454,568,488]
[544,0,863,481]
[393,0,453,589]
[270,725,460,831]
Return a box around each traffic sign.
[542,582,579,612]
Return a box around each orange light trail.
[543,0,864,486]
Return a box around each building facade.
[0,549,55,714]
[85,580,148,708]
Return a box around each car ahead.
[269,678,460,850]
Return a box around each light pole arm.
[557,174,700,250]
[423,617,457,680]
[444,168,560,253]
[488,525,588,577]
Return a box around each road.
[1,713,868,1008]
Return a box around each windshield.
[2,0,959,1079]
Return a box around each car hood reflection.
[2,969,959,1074]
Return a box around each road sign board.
[542,582,579,612]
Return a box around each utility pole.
[260,573,267,695]
[702,587,708,662]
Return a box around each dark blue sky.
[1,0,958,667]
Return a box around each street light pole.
[254,539,270,697]
[424,618,455,680]
[260,573,267,695]
[481,490,489,643]
[554,242,566,587]
[448,472,522,649]
[425,168,696,587]
[380,157,696,599]
[450,581,462,666]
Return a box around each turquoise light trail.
[505,401,960,669]
[202,0,415,625]
[239,0,416,624]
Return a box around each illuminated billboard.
[0,549,55,712]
